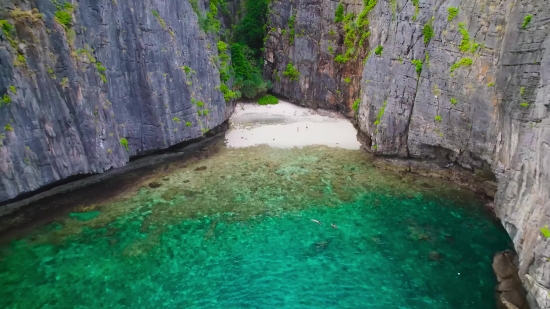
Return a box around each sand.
[225,101,361,149]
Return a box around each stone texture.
[0,0,233,203]
[493,250,530,309]
[264,0,550,307]
[263,0,365,116]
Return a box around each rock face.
[493,250,530,309]
[263,0,365,116]
[0,0,233,203]
[264,0,550,307]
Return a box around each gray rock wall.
[264,0,550,307]
[263,0,365,116]
[494,1,550,307]
[0,0,232,202]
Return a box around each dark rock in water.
[162,177,170,181]
[420,182,434,188]
[492,251,529,309]
[314,239,332,251]
[195,166,207,171]
[183,180,190,183]
[428,251,442,261]
[148,182,162,189]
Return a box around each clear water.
[0,145,510,309]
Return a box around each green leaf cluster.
[233,0,270,51]
[422,20,434,45]
[55,2,74,28]
[120,138,129,151]
[411,59,423,76]
[334,3,345,22]
[352,99,360,111]
[457,22,479,53]
[450,57,473,73]
[333,0,378,64]
[374,101,387,126]
[230,43,270,98]
[522,15,532,29]
[283,63,300,81]
[447,7,459,22]
[1,94,11,106]
[288,11,296,45]
[412,0,419,20]
[258,95,279,105]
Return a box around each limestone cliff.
[0,0,234,203]
[264,0,550,307]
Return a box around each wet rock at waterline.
[493,251,530,309]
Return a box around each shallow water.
[0,144,510,309]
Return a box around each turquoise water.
[0,146,510,308]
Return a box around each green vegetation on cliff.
[119,138,129,151]
[522,15,532,29]
[230,43,270,98]
[352,98,360,111]
[287,11,296,45]
[412,0,419,21]
[151,10,166,29]
[188,0,271,101]
[334,3,345,22]
[234,0,269,52]
[411,59,423,76]
[450,57,473,74]
[54,3,74,28]
[457,22,479,53]
[230,0,271,99]
[447,7,459,22]
[333,0,378,64]
[374,100,387,126]
[0,20,14,38]
[1,94,11,106]
[283,63,300,81]
[422,18,434,45]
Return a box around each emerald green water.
[0,145,510,308]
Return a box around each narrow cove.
[0,102,511,309]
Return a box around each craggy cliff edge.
[264,0,549,307]
[0,0,233,203]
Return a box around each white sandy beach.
[225,101,361,149]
